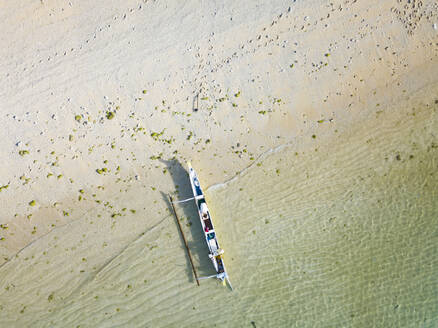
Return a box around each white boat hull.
[187,162,232,289]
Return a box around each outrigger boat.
[187,162,232,289]
[170,163,232,290]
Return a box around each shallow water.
[207,93,438,327]
[0,88,437,327]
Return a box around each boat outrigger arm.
[198,273,233,290]
[171,196,196,204]
[171,162,233,290]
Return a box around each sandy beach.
[0,0,437,327]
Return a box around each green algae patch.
[106,111,115,120]
[150,130,165,140]
[142,90,147,94]
[29,200,36,206]
[0,184,9,192]
[48,293,54,302]
[18,150,29,156]
[96,168,108,174]
[234,91,241,97]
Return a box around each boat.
[186,162,233,290]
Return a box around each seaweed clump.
[96,168,108,174]
[106,111,115,120]
[0,184,9,192]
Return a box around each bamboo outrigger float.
[170,162,233,290]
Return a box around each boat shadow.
[160,159,216,284]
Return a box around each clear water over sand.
[208,98,438,327]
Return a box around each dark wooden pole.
[169,194,200,286]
